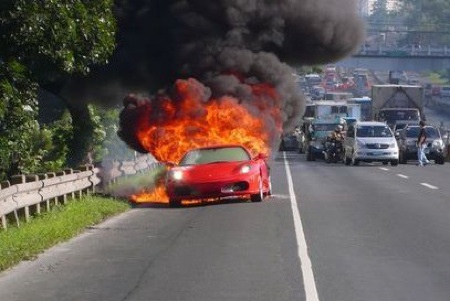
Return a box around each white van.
[440,86,450,98]
[343,121,399,166]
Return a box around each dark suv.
[396,125,446,164]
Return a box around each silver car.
[344,121,399,166]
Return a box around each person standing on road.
[417,120,430,166]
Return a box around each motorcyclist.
[330,125,345,142]
[326,125,344,163]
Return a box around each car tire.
[391,160,398,166]
[306,148,313,161]
[251,176,264,203]
[399,151,407,164]
[344,150,351,165]
[169,198,182,208]
[436,156,445,165]
[351,151,359,166]
[265,175,273,196]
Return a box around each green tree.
[0,0,117,169]
[0,60,39,180]
[398,0,450,44]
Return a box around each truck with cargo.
[371,84,424,129]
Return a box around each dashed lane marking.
[283,152,320,301]
[379,167,389,171]
[397,174,409,179]
[420,183,439,190]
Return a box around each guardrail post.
[46,172,58,207]
[64,168,75,199]
[56,171,67,204]
[25,174,40,218]
[1,181,11,229]
[38,173,48,212]
[10,175,25,227]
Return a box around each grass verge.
[0,196,130,273]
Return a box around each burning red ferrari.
[165,144,272,207]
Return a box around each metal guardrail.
[357,45,450,57]
[0,154,158,230]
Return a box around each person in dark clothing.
[417,120,430,166]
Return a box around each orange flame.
[130,184,169,203]
[128,77,282,204]
[134,78,282,163]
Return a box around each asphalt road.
[1,150,450,301]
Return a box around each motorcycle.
[324,138,344,163]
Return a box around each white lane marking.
[379,167,389,171]
[397,174,409,179]
[421,183,439,190]
[283,153,320,301]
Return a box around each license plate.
[367,152,383,156]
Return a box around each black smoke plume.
[63,0,365,152]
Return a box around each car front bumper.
[404,147,445,160]
[166,174,262,200]
[355,149,398,161]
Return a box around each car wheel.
[399,151,407,164]
[169,198,182,208]
[251,176,264,203]
[306,147,313,161]
[436,156,445,165]
[352,153,359,166]
[391,160,398,166]
[264,175,273,196]
[344,149,351,165]
[310,148,316,161]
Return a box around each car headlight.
[240,165,251,174]
[390,142,398,148]
[171,170,183,180]
[432,139,443,149]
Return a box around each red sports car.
[165,144,272,207]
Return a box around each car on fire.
[165,145,272,207]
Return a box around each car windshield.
[379,109,420,122]
[179,146,251,165]
[356,125,393,137]
[405,127,441,139]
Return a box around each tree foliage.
[0,0,116,84]
[398,0,450,44]
[0,0,118,179]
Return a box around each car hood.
[356,137,396,144]
[172,161,256,181]
[404,137,442,143]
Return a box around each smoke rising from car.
[63,0,365,139]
